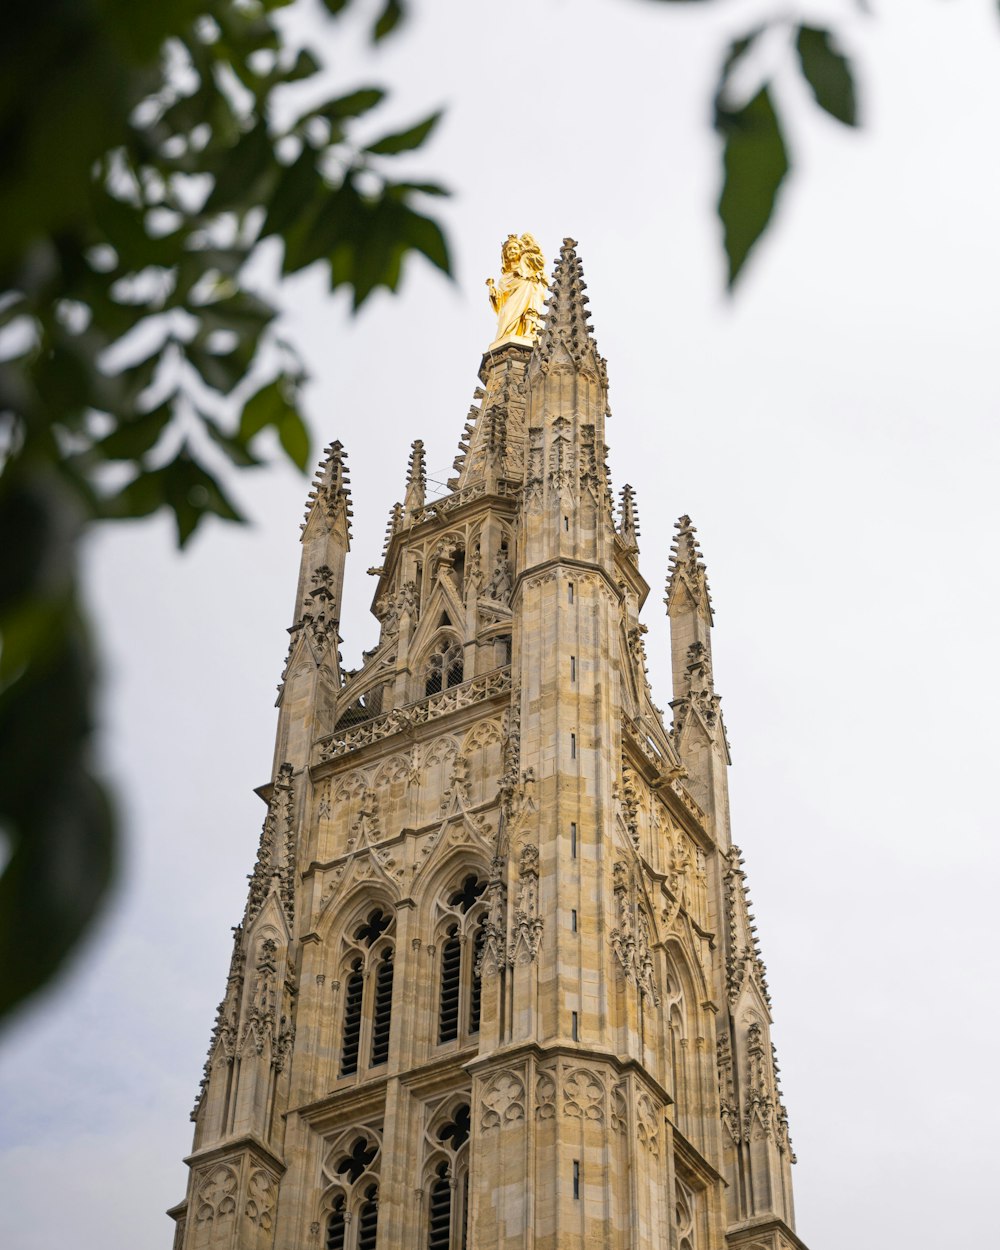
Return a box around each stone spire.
[665,514,731,839]
[276,443,353,770]
[302,440,352,538]
[618,483,641,556]
[535,238,608,387]
[666,513,712,623]
[403,438,426,517]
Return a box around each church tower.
[169,238,808,1250]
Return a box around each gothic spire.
[666,514,713,623]
[618,483,641,555]
[535,237,608,385]
[303,440,352,541]
[403,438,426,516]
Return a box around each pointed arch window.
[424,1103,471,1250]
[326,1136,381,1250]
[425,639,464,697]
[337,906,396,1078]
[437,875,487,1047]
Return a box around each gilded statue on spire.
[486,233,546,346]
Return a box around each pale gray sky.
[2,1,999,1246]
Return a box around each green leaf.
[203,122,275,213]
[262,148,322,239]
[285,48,321,82]
[365,110,441,156]
[715,84,790,289]
[198,409,264,467]
[307,87,386,124]
[158,446,245,545]
[238,377,311,471]
[91,395,174,461]
[400,203,451,274]
[795,26,858,127]
[185,336,253,395]
[373,0,404,41]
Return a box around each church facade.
[169,239,808,1250]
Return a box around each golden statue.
[486,233,546,345]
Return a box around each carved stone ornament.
[509,843,543,964]
[480,1071,526,1130]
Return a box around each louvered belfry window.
[469,922,485,1035]
[427,1162,452,1250]
[326,1196,346,1250]
[357,1185,379,1250]
[340,959,364,1076]
[438,926,462,1043]
[370,949,394,1067]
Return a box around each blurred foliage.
[652,1,860,285]
[0,0,872,1027]
[0,0,449,1025]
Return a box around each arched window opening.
[469,922,485,1035]
[370,949,394,1067]
[340,959,364,1076]
[438,926,462,1043]
[357,1185,379,1250]
[326,1196,346,1250]
[427,1162,451,1250]
[425,640,464,697]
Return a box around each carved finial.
[486,232,547,346]
[535,238,608,386]
[303,441,352,539]
[618,483,641,554]
[666,514,713,622]
[404,438,426,515]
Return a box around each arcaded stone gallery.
[169,238,808,1250]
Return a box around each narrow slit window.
[573,1161,580,1199]
[427,1162,451,1250]
[357,1186,379,1250]
[570,655,576,681]
[339,958,364,1076]
[564,516,570,532]
[326,1197,346,1250]
[571,909,578,932]
[570,823,577,858]
[369,949,394,1066]
[570,733,576,759]
[438,926,462,1043]
[469,922,485,1035]
[568,582,574,604]
[571,1011,579,1041]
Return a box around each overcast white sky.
[2,1,999,1246]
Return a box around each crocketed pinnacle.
[303,440,352,539]
[666,514,713,622]
[618,483,641,553]
[403,438,426,515]
[535,238,607,383]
